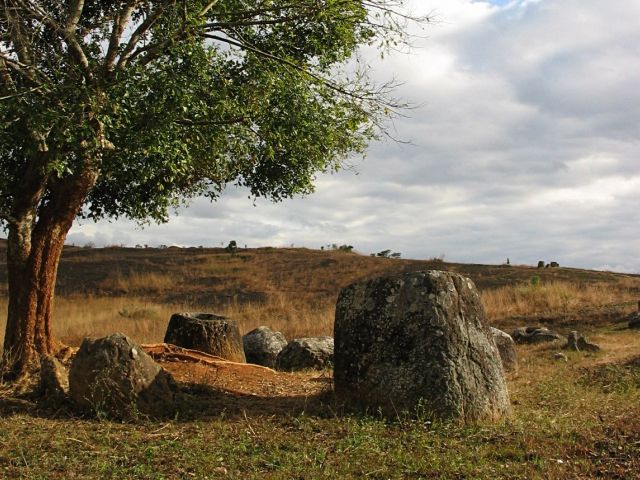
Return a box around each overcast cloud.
[68,0,640,273]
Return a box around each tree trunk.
[2,166,99,381]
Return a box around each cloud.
[71,0,640,273]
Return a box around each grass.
[481,279,640,320]
[0,293,335,347]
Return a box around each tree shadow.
[0,377,337,422]
[175,378,336,421]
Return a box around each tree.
[225,240,237,254]
[0,0,426,381]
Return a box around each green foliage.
[530,275,541,286]
[0,1,420,225]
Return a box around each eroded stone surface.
[69,333,176,419]
[164,313,245,362]
[243,326,288,367]
[490,327,518,373]
[334,270,510,422]
[275,337,334,371]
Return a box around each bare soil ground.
[144,344,332,417]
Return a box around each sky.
[68,0,640,273]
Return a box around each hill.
[1,241,638,345]
[1,240,640,479]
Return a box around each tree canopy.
[1,0,418,225]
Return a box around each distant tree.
[390,252,401,259]
[377,249,392,258]
[330,244,354,252]
[0,1,428,380]
[225,240,238,254]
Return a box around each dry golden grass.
[1,267,639,349]
[0,278,636,351]
[0,293,335,348]
[481,279,639,320]
[0,247,638,350]
[96,270,177,293]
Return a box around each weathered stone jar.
[69,333,177,419]
[164,313,246,362]
[334,270,510,422]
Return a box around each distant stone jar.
[334,270,510,422]
[164,313,246,362]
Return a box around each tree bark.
[2,166,99,380]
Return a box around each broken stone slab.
[577,335,600,352]
[164,313,245,362]
[243,326,288,368]
[334,270,510,422]
[69,333,177,419]
[490,327,518,373]
[275,337,334,372]
[566,330,600,352]
[511,326,562,344]
[567,331,580,350]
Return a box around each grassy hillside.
[0,241,639,478]
[0,241,639,345]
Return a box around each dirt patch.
[143,343,333,417]
[161,358,331,399]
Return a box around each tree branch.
[4,0,34,66]
[0,52,43,86]
[13,0,94,82]
[203,33,397,109]
[199,0,220,16]
[65,0,85,31]
[116,0,175,70]
[104,0,139,73]
[175,116,246,127]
